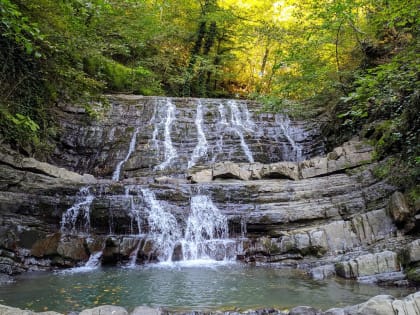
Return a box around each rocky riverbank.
[0,95,419,309]
[1,292,420,315]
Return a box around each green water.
[0,263,415,313]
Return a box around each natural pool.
[0,262,415,313]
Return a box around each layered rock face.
[50,95,323,178]
[0,94,418,287]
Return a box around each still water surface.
[0,262,415,312]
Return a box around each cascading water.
[181,195,230,261]
[124,186,143,235]
[112,127,140,181]
[154,99,178,170]
[141,188,181,262]
[188,100,208,168]
[227,100,255,163]
[61,186,94,235]
[275,114,304,161]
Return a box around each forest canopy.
[0,0,418,163]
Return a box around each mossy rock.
[406,264,420,283]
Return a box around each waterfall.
[181,195,229,261]
[227,100,254,163]
[276,114,303,161]
[84,251,102,268]
[141,188,181,262]
[188,100,208,168]
[112,126,140,181]
[155,99,178,170]
[124,186,143,235]
[61,186,94,235]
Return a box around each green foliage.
[84,55,162,94]
[0,109,40,151]
[337,46,419,159]
[0,0,44,56]
[372,157,396,179]
[0,0,418,162]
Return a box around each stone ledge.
[0,146,95,184]
[188,140,373,183]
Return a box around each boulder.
[79,306,128,315]
[356,295,395,315]
[309,264,336,280]
[189,169,212,183]
[407,239,420,264]
[57,237,89,261]
[31,234,61,257]
[260,162,300,180]
[213,161,251,180]
[0,304,62,315]
[289,306,321,315]
[130,306,161,315]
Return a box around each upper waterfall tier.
[52,95,324,179]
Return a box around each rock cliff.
[0,94,418,287]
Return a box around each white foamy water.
[124,186,143,235]
[112,126,140,181]
[181,195,230,261]
[227,100,254,162]
[276,114,304,161]
[60,186,94,235]
[141,188,181,262]
[155,99,178,170]
[188,100,208,168]
[58,251,103,274]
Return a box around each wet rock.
[119,237,141,258]
[0,304,63,315]
[131,306,162,315]
[0,274,14,284]
[57,236,89,261]
[309,264,336,280]
[171,242,183,261]
[335,251,399,279]
[102,237,122,265]
[79,305,128,315]
[387,191,412,225]
[288,306,321,315]
[406,264,420,283]
[31,233,61,257]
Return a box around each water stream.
[112,127,141,181]
[60,186,94,235]
[188,100,208,168]
[155,99,178,170]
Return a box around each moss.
[372,157,396,179]
[406,265,420,284]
